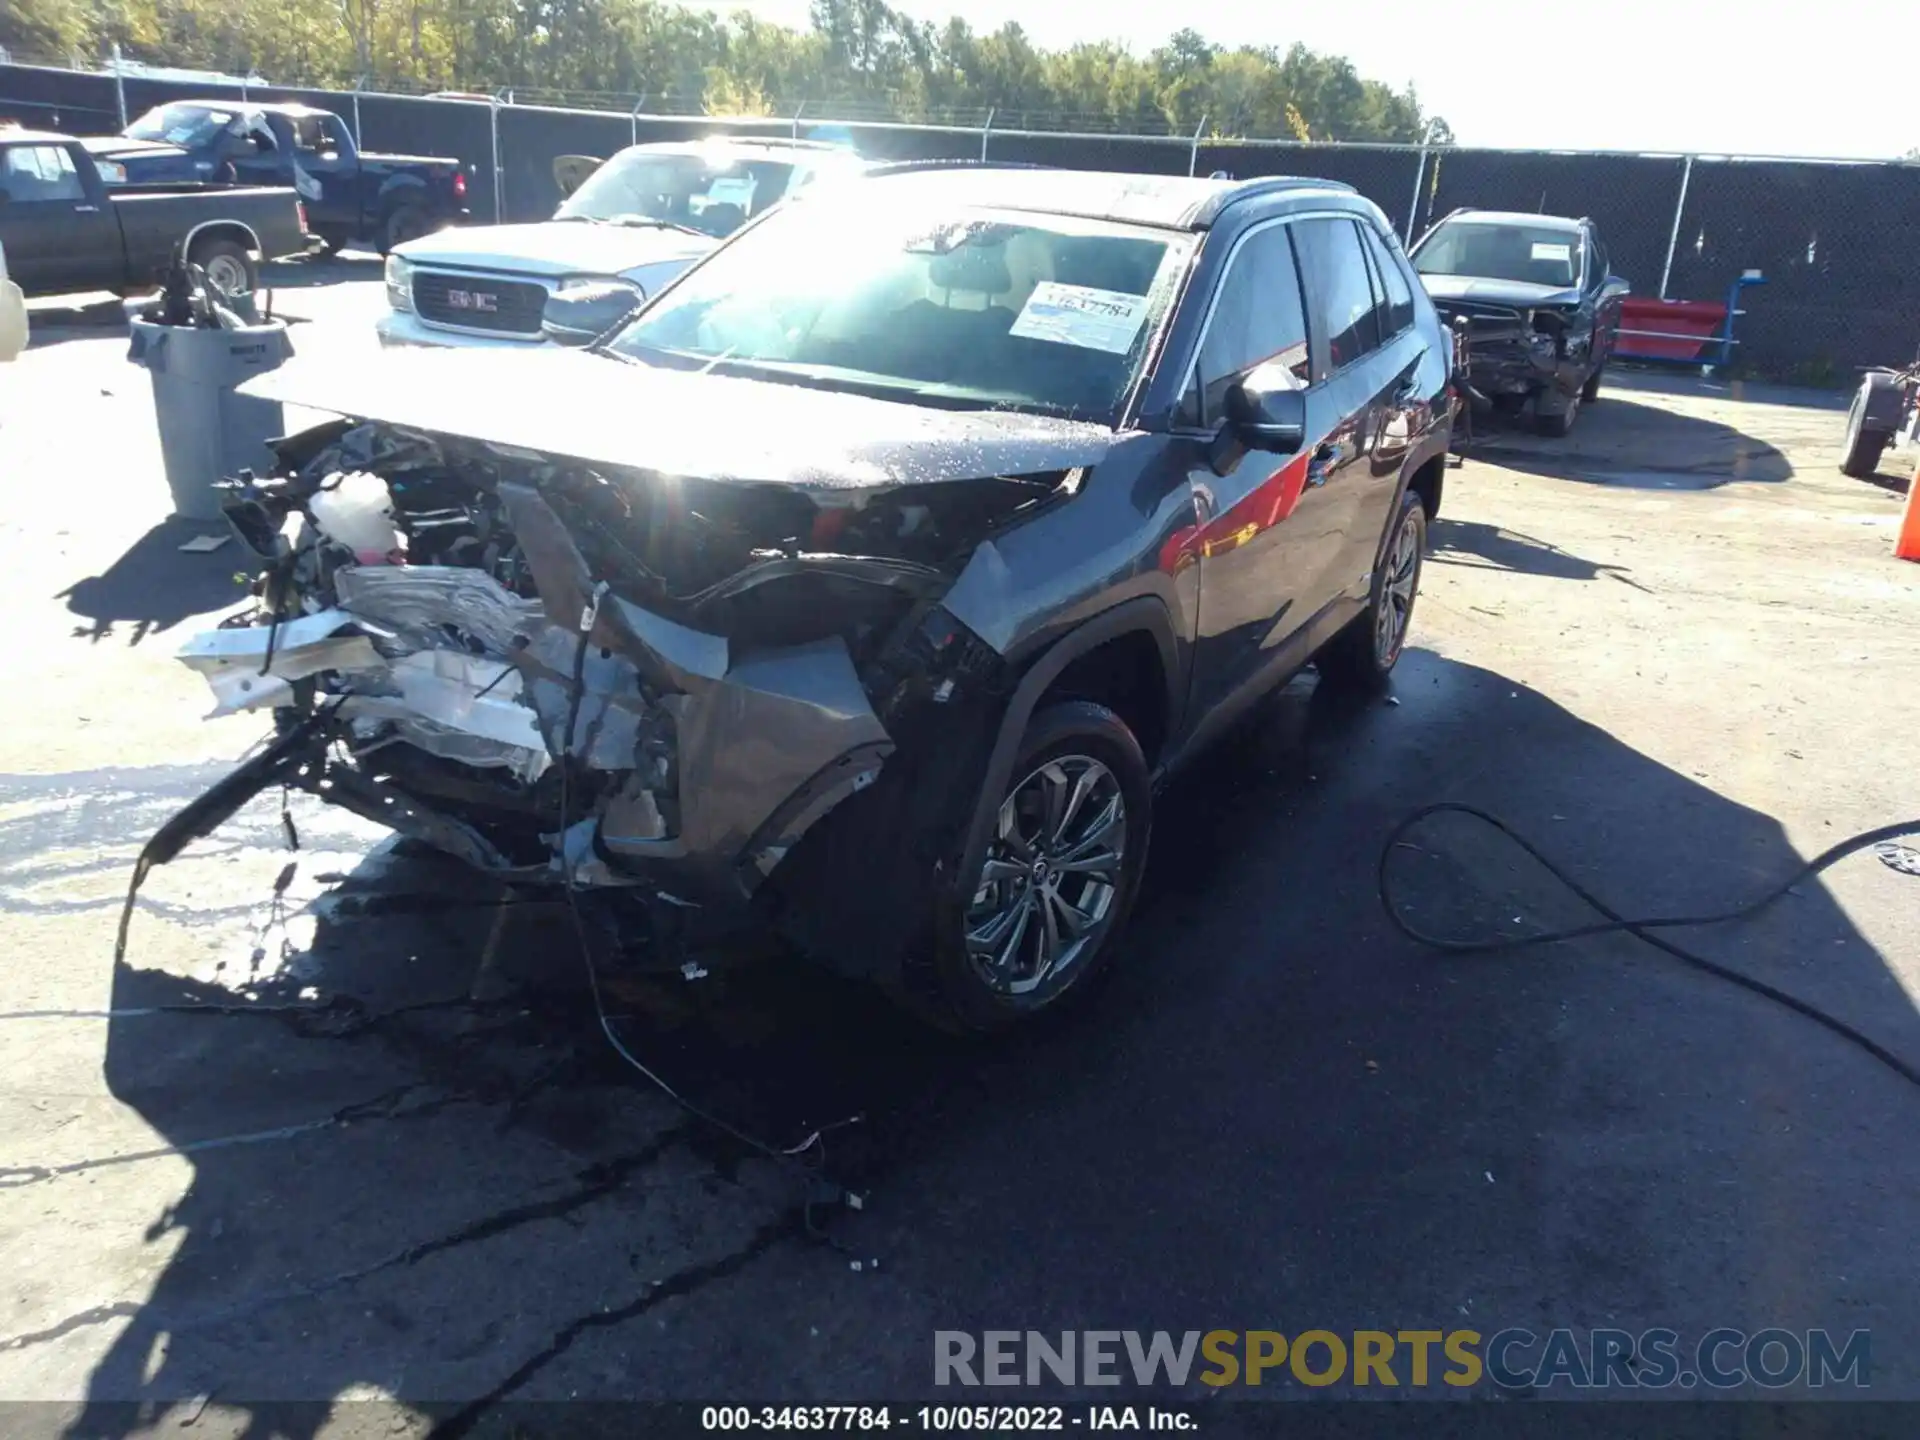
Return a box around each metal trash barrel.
[128,317,294,522]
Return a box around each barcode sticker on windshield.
[1530,243,1573,263]
[1009,282,1149,354]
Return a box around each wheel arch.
[182,219,263,263]
[374,173,431,220]
[1369,445,1446,582]
[956,596,1180,901]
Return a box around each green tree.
[8,1,1444,143]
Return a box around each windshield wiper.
[605,216,709,237]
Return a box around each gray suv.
[159,165,1456,1031]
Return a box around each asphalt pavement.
[2,259,1919,1436]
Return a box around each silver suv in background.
[377,138,871,350]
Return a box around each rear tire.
[1319,486,1428,694]
[910,700,1151,1034]
[380,204,431,255]
[187,236,257,296]
[1839,383,1891,479]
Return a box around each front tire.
[1320,486,1427,693]
[1580,364,1604,404]
[916,701,1151,1033]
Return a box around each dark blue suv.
[167,165,1458,1031]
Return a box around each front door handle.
[1307,442,1338,487]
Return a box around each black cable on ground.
[1378,803,1920,1091]
[552,587,854,1175]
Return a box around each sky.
[729,0,1919,160]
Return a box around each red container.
[1616,297,1728,362]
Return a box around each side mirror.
[1225,370,1306,453]
[541,280,643,347]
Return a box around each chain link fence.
[4,54,1918,379]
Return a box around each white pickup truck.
[376,137,871,350]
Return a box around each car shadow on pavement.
[261,255,384,292]
[18,654,1919,1429]
[56,518,252,645]
[21,298,130,351]
[1854,460,1914,498]
[1462,393,1793,490]
[1428,517,1642,585]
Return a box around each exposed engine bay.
[162,413,1065,971]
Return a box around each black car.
[1410,208,1629,436]
[87,101,470,253]
[157,166,1456,1031]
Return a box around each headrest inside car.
[929,243,1013,296]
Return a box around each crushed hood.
[1422,274,1582,309]
[241,346,1115,494]
[392,220,715,282]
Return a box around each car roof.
[0,128,69,144]
[844,166,1360,231]
[154,98,326,120]
[1442,209,1585,232]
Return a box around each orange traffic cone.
[1900,454,1920,563]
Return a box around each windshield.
[126,103,234,148]
[1414,221,1583,289]
[604,200,1187,424]
[556,149,796,238]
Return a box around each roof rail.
[1233,175,1357,196]
[854,159,1051,179]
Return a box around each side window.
[319,116,352,157]
[1588,232,1609,289]
[0,145,84,204]
[1180,223,1311,427]
[1292,218,1384,374]
[290,115,328,154]
[1359,222,1416,337]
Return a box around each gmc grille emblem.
[446,289,498,313]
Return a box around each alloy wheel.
[965,754,1128,997]
[1374,508,1422,666]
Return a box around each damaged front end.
[164,413,1059,968]
[1435,299,1583,404]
